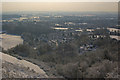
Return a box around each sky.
[2,2,118,12]
[1,0,119,2]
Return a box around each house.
[107,27,120,40]
[107,28,120,33]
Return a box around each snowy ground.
[110,35,120,41]
[0,52,48,78]
[0,34,23,50]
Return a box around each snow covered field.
[0,52,48,78]
[0,34,23,50]
[110,35,120,41]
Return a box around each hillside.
[1,52,48,78]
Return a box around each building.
[107,28,120,33]
[107,27,120,41]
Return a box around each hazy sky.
[2,2,118,12]
[1,0,119,2]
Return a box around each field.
[0,34,23,50]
